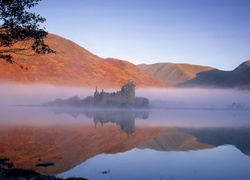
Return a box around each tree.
[0,0,55,69]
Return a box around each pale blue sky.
[34,0,250,70]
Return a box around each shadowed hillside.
[138,63,213,86]
[0,34,165,88]
[178,60,250,88]
[138,61,250,88]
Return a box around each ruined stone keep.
[94,80,136,106]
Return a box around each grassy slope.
[0,34,165,88]
[138,63,213,86]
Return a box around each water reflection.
[0,107,160,175]
[182,127,250,156]
[59,145,250,180]
[0,106,250,179]
[50,107,149,136]
[93,111,136,136]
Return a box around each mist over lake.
[1,83,250,179]
[1,83,250,109]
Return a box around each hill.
[178,60,250,88]
[138,61,250,88]
[0,34,165,88]
[138,63,214,86]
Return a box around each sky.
[33,0,250,70]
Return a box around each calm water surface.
[1,106,250,180]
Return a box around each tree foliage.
[0,0,55,68]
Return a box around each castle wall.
[94,81,136,106]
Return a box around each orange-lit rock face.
[0,34,166,88]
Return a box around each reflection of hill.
[2,107,250,177]
[137,128,213,151]
[2,123,249,176]
[0,123,163,175]
[182,127,250,156]
[138,127,250,156]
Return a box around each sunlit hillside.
[138,63,214,86]
[0,34,165,88]
[1,33,249,88]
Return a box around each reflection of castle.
[49,107,149,135]
[93,111,135,136]
[93,110,149,136]
[94,80,136,106]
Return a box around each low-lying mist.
[0,82,250,110]
[136,88,250,109]
[0,83,94,106]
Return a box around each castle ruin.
[94,80,136,106]
[48,80,149,107]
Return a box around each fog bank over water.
[0,83,94,106]
[137,88,250,109]
[0,83,250,109]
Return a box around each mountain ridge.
[138,62,214,86]
[1,32,249,88]
[178,60,250,88]
[138,60,250,88]
[0,34,166,88]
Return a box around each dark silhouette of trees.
[0,0,55,68]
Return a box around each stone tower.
[121,80,136,104]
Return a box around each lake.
[1,106,250,180]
